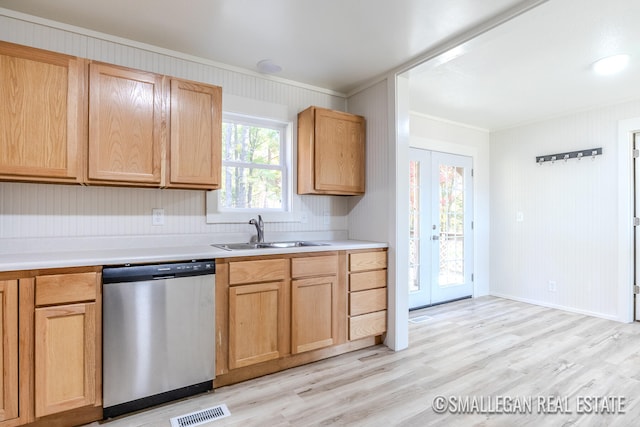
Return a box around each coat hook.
[535,147,600,164]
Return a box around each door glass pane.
[438,165,465,286]
[409,160,420,293]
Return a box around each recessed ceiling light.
[592,54,630,75]
[256,59,282,74]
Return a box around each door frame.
[392,75,489,351]
[408,148,474,309]
[410,136,482,300]
[619,118,640,323]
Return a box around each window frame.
[219,113,289,213]
[206,94,302,224]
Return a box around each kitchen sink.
[212,241,330,251]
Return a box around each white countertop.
[0,240,387,272]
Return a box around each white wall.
[347,80,390,243]
[409,113,491,298]
[0,12,351,250]
[491,100,640,321]
[347,78,402,349]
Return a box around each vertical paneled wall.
[490,99,640,320]
[347,80,390,242]
[0,13,350,242]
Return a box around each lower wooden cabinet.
[291,276,337,354]
[34,302,97,417]
[348,250,388,340]
[217,249,385,387]
[0,280,19,424]
[0,268,102,427]
[33,270,102,422]
[290,254,340,354]
[227,257,289,370]
[228,281,286,369]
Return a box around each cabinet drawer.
[35,272,98,306]
[349,310,386,340]
[350,288,386,316]
[349,270,387,292]
[291,255,338,278]
[349,251,387,272]
[229,259,287,285]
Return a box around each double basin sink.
[212,241,330,251]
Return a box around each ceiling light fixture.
[592,54,630,75]
[256,59,282,74]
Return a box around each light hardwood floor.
[85,296,640,426]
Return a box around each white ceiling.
[0,0,638,131]
[0,0,528,93]
[406,0,640,130]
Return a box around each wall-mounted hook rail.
[536,147,602,164]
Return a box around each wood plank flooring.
[84,296,640,426]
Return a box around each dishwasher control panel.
[103,259,215,283]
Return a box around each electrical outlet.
[548,280,557,292]
[300,211,308,224]
[152,208,165,226]
[516,211,524,222]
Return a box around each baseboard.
[489,292,626,323]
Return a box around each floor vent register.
[170,404,231,427]
[409,315,433,324]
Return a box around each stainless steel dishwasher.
[102,259,215,419]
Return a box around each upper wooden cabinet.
[0,42,84,184]
[167,78,222,189]
[87,62,164,186]
[297,106,365,195]
[88,65,223,189]
[0,41,223,190]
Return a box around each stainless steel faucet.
[249,215,264,243]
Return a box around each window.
[219,113,289,212]
[206,95,301,224]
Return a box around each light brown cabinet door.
[88,62,164,185]
[0,42,84,183]
[297,106,365,195]
[0,280,19,423]
[291,276,337,354]
[314,109,365,194]
[34,303,96,417]
[228,282,285,369]
[168,78,222,189]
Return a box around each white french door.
[408,149,474,309]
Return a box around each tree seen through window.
[220,117,286,210]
